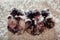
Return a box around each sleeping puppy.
[7,16,19,34]
[25,10,41,35]
[7,8,24,34]
[41,9,55,29]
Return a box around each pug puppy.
[7,16,18,34]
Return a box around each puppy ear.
[25,19,31,22]
[7,15,12,19]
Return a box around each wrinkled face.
[19,19,25,27]
[34,15,40,20]
[8,18,18,29]
[39,22,44,27]
[12,19,18,26]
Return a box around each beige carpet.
[8,28,57,40]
